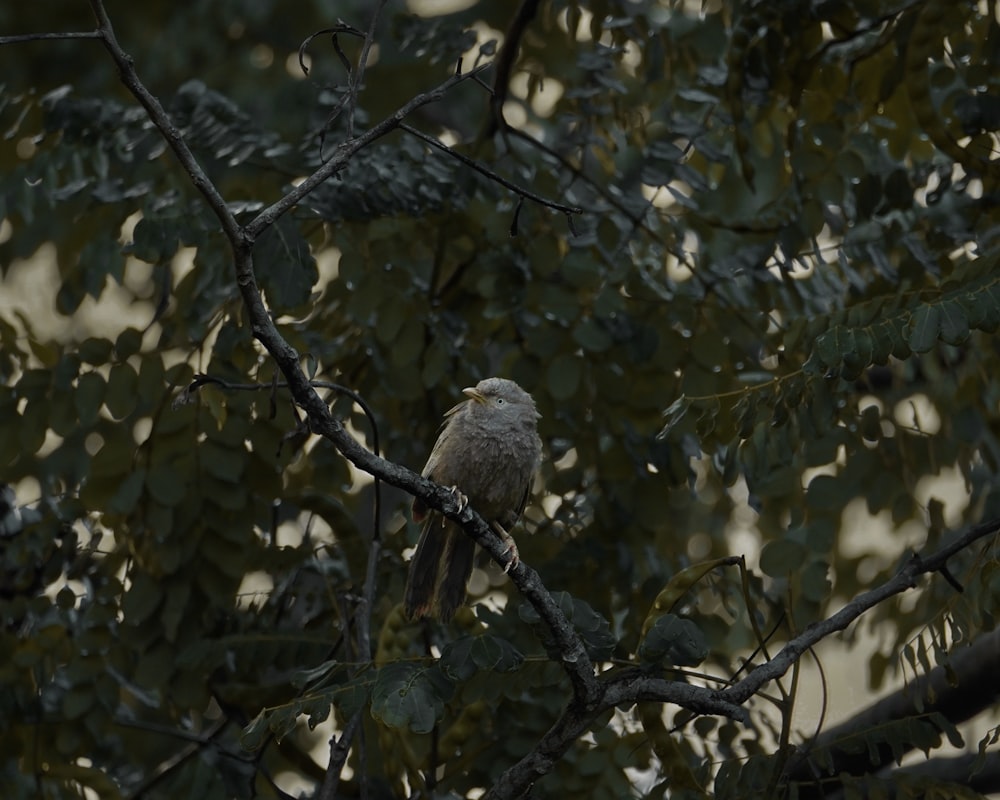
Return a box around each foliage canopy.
[1,0,1000,798]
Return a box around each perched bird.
[403,378,542,622]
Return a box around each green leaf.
[806,473,852,512]
[255,217,319,310]
[938,299,970,345]
[106,362,138,419]
[370,663,453,733]
[799,560,832,602]
[440,634,525,681]
[200,439,246,483]
[547,353,582,400]
[61,686,95,720]
[146,461,188,506]
[519,591,616,660]
[638,613,709,666]
[78,337,114,365]
[121,570,163,625]
[657,394,691,441]
[242,703,300,748]
[109,469,146,515]
[74,371,106,427]
[128,217,180,263]
[908,304,941,353]
[115,328,144,359]
[572,318,613,352]
[815,327,843,369]
[759,539,808,578]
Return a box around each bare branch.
[86,0,243,247]
[297,23,364,77]
[722,519,1000,706]
[243,61,492,241]
[890,751,1000,795]
[0,31,102,45]
[482,0,541,139]
[346,0,390,139]
[317,709,362,800]
[399,122,583,218]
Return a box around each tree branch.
[889,751,1000,795]
[344,0,389,139]
[399,122,583,217]
[86,0,243,246]
[243,60,492,241]
[0,31,102,45]
[481,0,541,139]
[788,626,1000,792]
[721,518,1000,706]
[84,0,601,728]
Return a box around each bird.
[403,377,542,622]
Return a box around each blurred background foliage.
[2,0,1000,797]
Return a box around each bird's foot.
[449,486,469,514]
[491,521,520,573]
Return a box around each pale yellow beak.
[462,387,487,404]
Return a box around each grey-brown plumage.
[403,378,542,622]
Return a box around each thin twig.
[482,0,541,139]
[346,0,390,139]
[317,710,363,800]
[722,519,1000,705]
[0,31,102,45]
[399,122,583,217]
[118,717,230,800]
[243,61,492,240]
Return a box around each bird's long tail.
[436,526,476,622]
[403,517,475,622]
[403,517,444,619]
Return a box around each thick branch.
[483,702,599,800]
[602,674,749,722]
[890,751,1000,795]
[788,626,1000,792]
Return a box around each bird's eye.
[496,397,505,405]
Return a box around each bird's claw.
[449,486,468,514]
[491,521,520,573]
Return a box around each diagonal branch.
[787,626,1000,794]
[400,122,583,217]
[243,60,492,241]
[86,0,243,246]
[721,518,1000,706]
